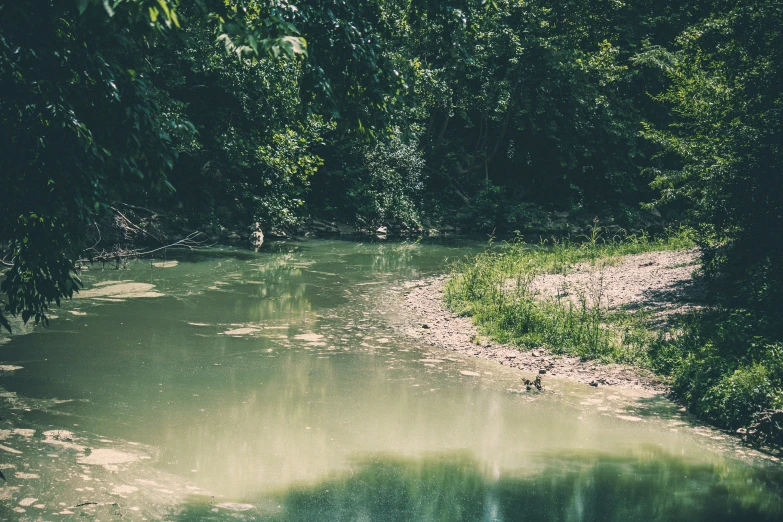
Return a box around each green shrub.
[704,364,778,429]
[662,312,783,431]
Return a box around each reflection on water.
[0,239,782,520]
[175,449,783,521]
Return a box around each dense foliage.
[637,0,783,307]
[312,0,713,231]
[0,0,400,329]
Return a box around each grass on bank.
[444,227,694,366]
[444,227,783,438]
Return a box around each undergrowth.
[649,311,783,432]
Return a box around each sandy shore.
[397,250,704,392]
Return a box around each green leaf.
[279,36,307,58]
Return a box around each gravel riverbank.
[396,249,705,392]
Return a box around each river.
[0,239,781,520]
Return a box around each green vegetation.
[444,228,695,365]
[650,310,783,432]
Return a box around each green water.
[0,239,781,521]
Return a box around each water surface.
[0,239,781,520]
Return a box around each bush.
[705,365,778,429]
[308,130,425,228]
[652,310,783,431]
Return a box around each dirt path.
[396,249,704,392]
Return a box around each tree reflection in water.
[173,448,783,521]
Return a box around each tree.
[637,0,783,310]
[0,1,185,331]
[0,0,402,331]
[340,0,684,231]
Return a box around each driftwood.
[2,206,211,272]
[110,206,163,242]
[79,231,212,268]
[76,203,213,267]
[522,375,543,391]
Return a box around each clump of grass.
[444,226,694,364]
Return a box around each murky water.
[0,239,781,520]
